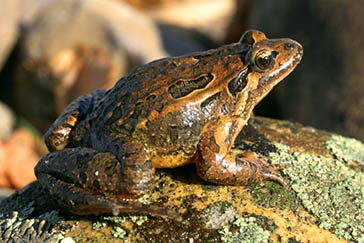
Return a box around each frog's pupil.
[259,56,271,67]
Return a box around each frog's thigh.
[35,147,155,214]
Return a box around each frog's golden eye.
[253,50,277,72]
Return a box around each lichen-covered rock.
[0,117,363,242]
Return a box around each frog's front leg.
[34,142,181,221]
[195,117,287,187]
[44,89,106,152]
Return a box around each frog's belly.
[151,152,193,168]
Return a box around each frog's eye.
[253,49,278,72]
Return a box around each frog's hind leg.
[35,147,181,221]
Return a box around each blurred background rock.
[246,0,364,143]
[0,0,363,194]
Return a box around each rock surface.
[0,128,45,189]
[139,0,236,43]
[0,0,55,69]
[0,117,363,242]
[0,102,15,140]
[5,0,170,133]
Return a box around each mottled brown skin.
[34,30,303,221]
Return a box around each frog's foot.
[237,151,288,188]
[196,147,288,187]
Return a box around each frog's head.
[230,29,303,118]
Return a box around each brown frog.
[35,30,303,221]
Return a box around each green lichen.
[92,221,106,231]
[219,215,270,243]
[203,202,238,229]
[92,214,147,239]
[137,194,151,204]
[111,226,127,238]
[251,182,299,211]
[102,215,126,224]
[326,134,364,166]
[269,143,364,242]
[0,194,65,242]
[102,214,147,226]
[202,203,272,242]
[129,215,148,226]
[60,237,76,243]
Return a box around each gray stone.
[0,102,15,140]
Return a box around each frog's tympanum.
[35,30,303,221]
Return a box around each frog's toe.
[274,162,289,169]
[261,171,288,188]
[112,202,182,222]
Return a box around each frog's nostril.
[295,45,303,57]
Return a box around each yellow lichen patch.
[148,170,346,242]
[251,206,345,243]
[208,190,344,242]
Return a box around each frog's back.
[93,43,249,133]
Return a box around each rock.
[0,187,14,201]
[0,102,15,140]
[0,117,362,242]
[7,0,170,132]
[245,0,364,141]
[139,0,236,43]
[1,0,213,134]
[0,0,20,69]
[0,0,55,69]
[0,128,45,189]
[222,0,253,44]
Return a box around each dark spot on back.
[105,106,122,126]
[118,102,145,134]
[201,92,221,111]
[167,125,180,142]
[228,68,249,97]
[168,73,214,99]
[79,172,87,184]
[128,161,152,172]
[146,95,156,102]
[130,102,144,119]
[93,179,100,189]
[146,94,164,113]
[105,166,114,176]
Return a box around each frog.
[34,30,303,221]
